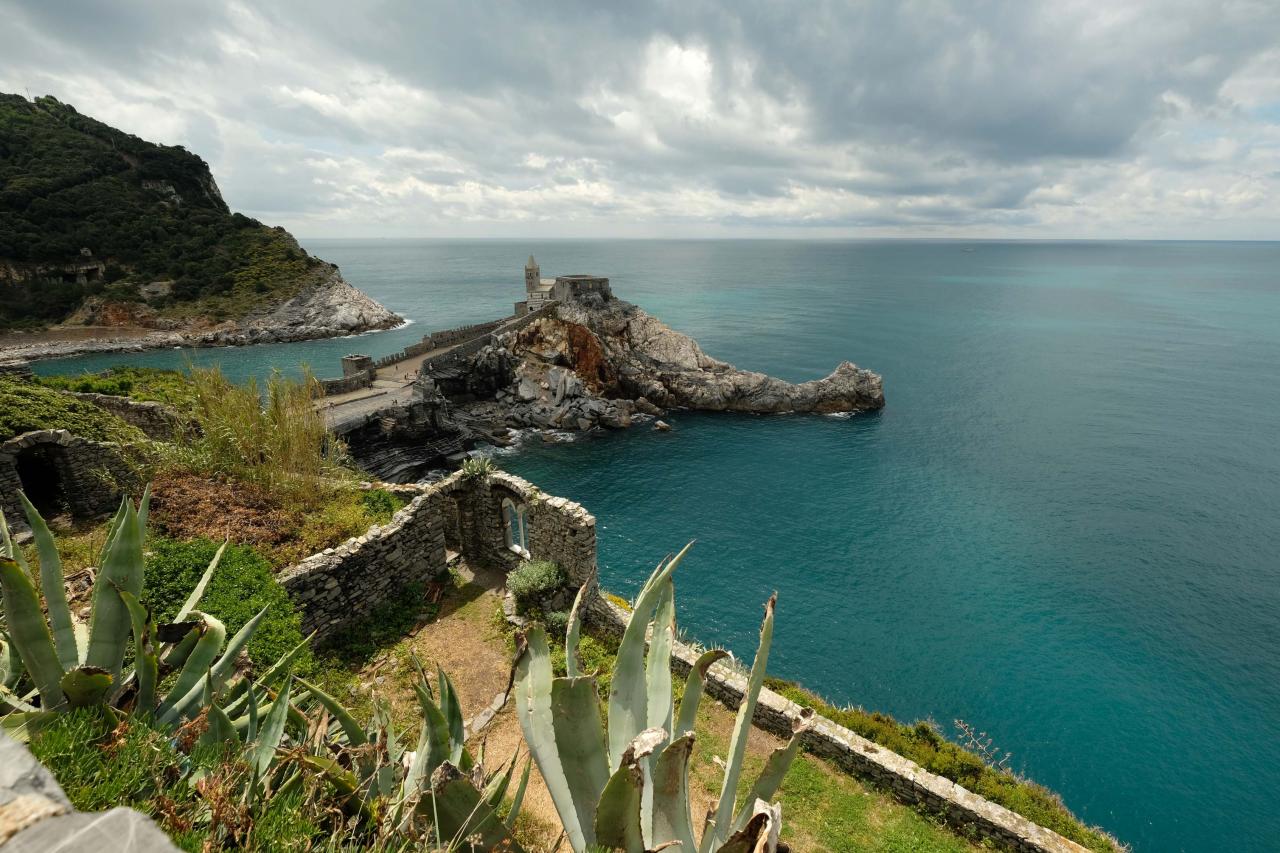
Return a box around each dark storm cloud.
[1,0,1277,237]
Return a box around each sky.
[2,0,1279,240]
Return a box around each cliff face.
[457,290,883,432]
[0,92,399,341]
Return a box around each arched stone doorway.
[14,444,69,520]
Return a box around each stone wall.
[0,430,139,539]
[319,370,375,396]
[277,468,596,642]
[278,487,448,640]
[582,596,1090,853]
[64,392,184,441]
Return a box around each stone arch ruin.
[0,430,136,538]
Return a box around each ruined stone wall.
[277,468,597,642]
[278,487,448,640]
[64,392,184,441]
[582,596,1090,853]
[319,370,375,396]
[0,430,139,537]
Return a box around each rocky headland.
[344,282,882,478]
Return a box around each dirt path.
[366,562,568,850]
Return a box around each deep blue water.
[37,240,1280,852]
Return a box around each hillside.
[0,93,399,338]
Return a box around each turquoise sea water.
[37,240,1280,852]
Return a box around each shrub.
[460,456,495,480]
[143,537,312,674]
[506,559,566,614]
[0,377,144,443]
[359,488,405,520]
[35,367,197,411]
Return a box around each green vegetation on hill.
[0,93,329,328]
[0,376,143,443]
[35,366,198,409]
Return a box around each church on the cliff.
[516,255,611,315]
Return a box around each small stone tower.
[524,255,540,294]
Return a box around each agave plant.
[235,659,531,850]
[514,543,811,853]
[0,489,277,739]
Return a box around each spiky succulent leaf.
[732,709,814,832]
[200,701,240,747]
[506,754,532,828]
[565,569,595,678]
[436,665,466,765]
[252,673,291,776]
[18,493,79,670]
[551,675,611,842]
[608,543,691,769]
[86,498,143,680]
[173,540,226,623]
[650,732,697,850]
[119,591,157,716]
[296,676,366,745]
[594,730,664,853]
[425,762,525,851]
[59,666,112,708]
[676,647,730,740]
[701,594,777,853]
[0,556,64,707]
[514,626,588,851]
[155,612,226,726]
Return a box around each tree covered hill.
[0,93,339,329]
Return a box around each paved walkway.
[318,340,466,432]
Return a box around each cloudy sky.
[3,0,1279,239]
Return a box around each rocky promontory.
[449,288,883,433]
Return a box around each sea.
[34,239,1280,852]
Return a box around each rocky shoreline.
[0,267,403,368]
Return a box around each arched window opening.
[502,498,529,557]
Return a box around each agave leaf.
[701,595,777,853]
[676,648,730,739]
[206,606,267,695]
[425,762,524,852]
[0,556,64,707]
[59,666,113,708]
[155,612,226,726]
[0,681,37,713]
[223,633,313,720]
[119,591,157,716]
[404,681,452,792]
[160,623,201,669]
[200,700,240,747]
[482,756,516,811]
[0,710,58,742]
[594,731,664,853]
[513,626,587,851]
[0,507,26,568]
[506,754,532,828]
[86,498,143,680]
[301,754,374,821]
[245,682,259,742]
[650,732,697,850]
[646,579,676,734]
[173,540,226,623]
[551,675,611,841]
[716,800,781,853]
[18,493,79,670]
[436,664,466,764]
[136,483,151,542]
[732,709,814,832]
[565,569,595,678]
[608,543,692,769]
[296,676,367,745]
[252,673,292,776]
[1,628,21,690]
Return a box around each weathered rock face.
[238,266,401,341]
[457,292,883,431]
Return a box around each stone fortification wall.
[582,596,1090,853]
[64,392,184,441]
[277,467,596,642]
[0,430,138,538]
[319,370,375,396]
